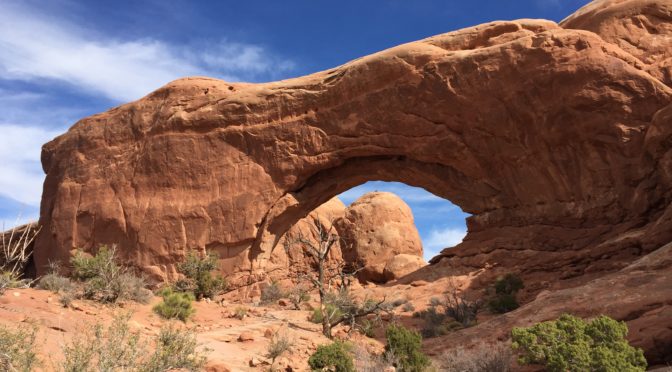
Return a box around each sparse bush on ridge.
[512,314,647,372]
[488,273,523,314]
[494,274,524,295]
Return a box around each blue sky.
[0,0,590,260]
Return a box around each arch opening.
[337,181,470,262]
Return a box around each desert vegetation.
[291,217,389,338]
[0,223,39,295]
[512,313,647,372]
[488,273,524,314]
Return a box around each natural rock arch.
[35,1,672,286]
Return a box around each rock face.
[267,193,425,284]
[266,197,347,282]
[34,0,671,312]
[335,192,424,282]
[383,254,426,282]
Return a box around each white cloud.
[0,1,294,103]
[422,226,466,260]
[0,124,62,206]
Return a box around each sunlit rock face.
[35,0,671,297]
[334,192,425,283]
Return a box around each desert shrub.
[310,303,343,324]
[488,274,523,314]
[71,246,152,304]
[287,285,311,310]
[142,325,207,372]
[59,313,207,371]
[153,289,195,322]
[402,302,415,312]
[261,281,284,305]
[440,343,511,372]
[357,319,377,338]
[1,223,39,281]
[266,332,293,364]
[385,324,430,372]
[70,246,113,281]
[308,341,355,372]
[417,305,449,338]
[488,293,519,314]
[59,290,75,308]
[391,298,408,308]
[445,290,480,327]
[0,270,31,295]
[494,274,524,295]
[428,297,442,307]
[60,313,144,371]
[233,306,248,320]
[176,251,227,300]
[0,323,39,372]
[512,314,647,372]
[37,272,73,293]
[354,345,398,372]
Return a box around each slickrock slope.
[335,192,425,283]
[35,0,671,339]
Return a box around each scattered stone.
[238,332,254,342]
[205,361,231,372]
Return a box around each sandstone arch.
[35,1,672,287]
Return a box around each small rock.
[249,357,262,367]
[238,331,254,342]
[278,299,289,306]
[12,292,20,297]
[264,328,275,338]
[410,280,428,287]
[205,360,231,372]
[383,367,396,372]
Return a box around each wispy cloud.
[422,226,466,260]
[0,124,61,206]
[0,1,294,103]
[0,0,295,229]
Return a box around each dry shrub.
[71,246,152,304]
[266,331,293,365]
[0,323,39,372]
[59,313,207,371]
[440,343,511,372]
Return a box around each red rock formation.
[335,192,424,283]
[34,0,671,315]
